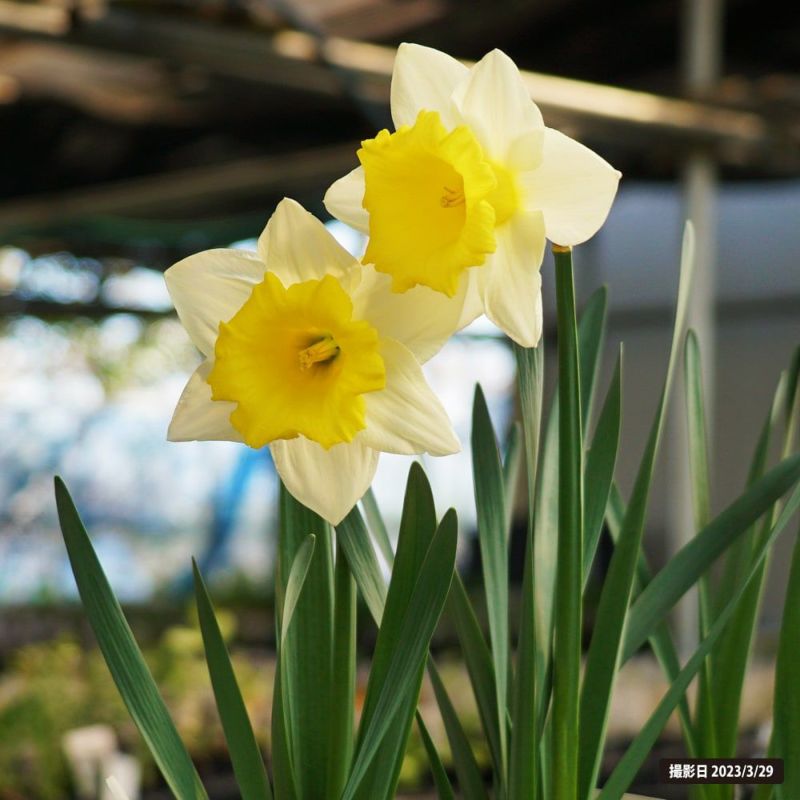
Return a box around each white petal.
[257,198,358,285]
[480,211,546,347]
[323,167,369,234]
[165,248,264,356]
[351,265,466,362]
[105,778,130,800]
[452,49,544,160]
[390,42,468,129]
[457,267,485,330]
[168,361,243,443]
[270,437,379,525]
[521,128,621,246]
[361,338,460,457]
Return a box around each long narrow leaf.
[280,535,316,645]
[599,482,800,799]
[54,478,207,800]
[771,526,800,799]
[448,574,503,780]
[579,223,694,799]
[342,510,458,800]
[193,562,272,800]
[416,711,456,800]
[337,506,387,625]
[328,536,357,796]
[510,340,544,800]
[277,487,334,799]
[428,659,489,800]
[623,453,800,660]
[471,384,509,784]
[353,462,438,800]
[362,488,395,566]
[582,348,623,583]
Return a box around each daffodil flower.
[324,44,621,347]
[165,199,460,524]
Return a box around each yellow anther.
[298,335,340,370]
[440,186,465,207]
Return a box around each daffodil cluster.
[166,44,620,524]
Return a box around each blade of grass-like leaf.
[428,659,489,800]
[551,244,584,800]
[192,561,272,800]
[270,660,297,800]
[471,384,509,785]
[362,488,394,566]
[352,462,439,800]
[54,477,208,800]
[582,348,623,583]
[577,285,608,431]
[599,481,800,799]
[711,351,799,770]
[532,287,607,712]
[771,525,800,800]
[684,330,719,800]
[342,509,458,800]
[277,486,334,799]
[448,573,503,780]
[503,421,523,538]
[623,453,800,660]
[606,483,699,757]
[510,340,544,800]
[416,710,456,800]
[280,535,316,645]
[337,506,387,625]
[579,223,694,800]
[328,536,357,797]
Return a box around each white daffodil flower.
[324,44,621,347]
[165,198,460,524]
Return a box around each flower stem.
[551,244,584,800]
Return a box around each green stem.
[551,246,584,800]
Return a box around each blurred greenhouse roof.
[0,0,798,315]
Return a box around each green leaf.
[579,225,695,798]
[710,350,799,768]
[605,483,699,759]
[503,421,523,538]
[551,245,584,800]
[532,286,607,712]
[337,506,387,625]
[277,486,335,799]
[577,284,608,432]
[192,562,272,800]
[54,477,207,800]
[447,574,503,781]
[471,384,509,784]
[582,348,623,583]
[351,462,439,800]
[623,453,800,660]
[362,487,395,566]
[510,340,544,800]
[342,509,458,800]
[599,481,800,799]
[416,711,456,800]
[280,535,316,646]
[771,526,800,799]
[684,330,719,791]
[328,536,357,797]
[428,659,489,800]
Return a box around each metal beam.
[0,5,796,171]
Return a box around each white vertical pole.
[668,0,724,656]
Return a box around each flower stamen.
[440,186,465,208]
[298,335,340,370]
